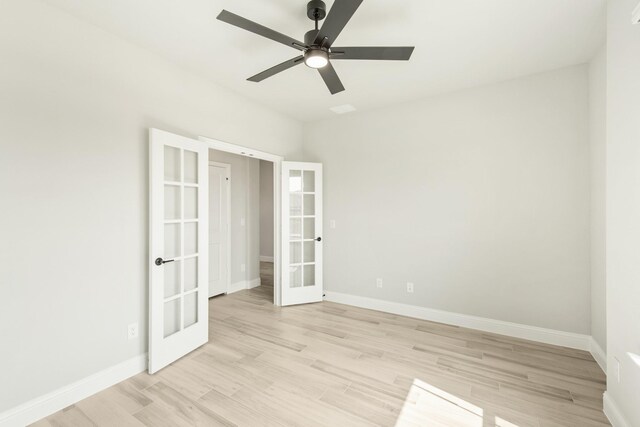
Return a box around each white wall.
[589,44,607,355]
[605,0,640,425]
[304,65,591,334]
[259,161,274,259]
[0,0,302,414]
[209,150,261,287]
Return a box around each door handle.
[315,237,322,242]
[155,257,175,266]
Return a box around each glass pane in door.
[303,194,315,215]
[303,170,315,192]
[290,218,302,240]
[183,150,198,184]
[183,257,198,292]
[164,298,181,338]
[304,265,315,287]
[290,193,302,216]
[164,146,181,182]
[164,224,181,259]
[303,218,315,240]
[184,292,198,328]
[184,223,198,256]
[290,266,302,288]
[161,146,201,339]
[289,170,302,192]
[304,241,315,263]
[165,185,181,220]
[184,187,198,219]
[164,260,181,298]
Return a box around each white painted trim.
[208,161,231,297]
[227,278,261,294]
[604,392,631,427]
[324,292,591,351]
[227,281,248,294]
[199,135,282,307]
[199,136,284,163]
[590,337,607,373]
[0,354,147,427]
[260,256,274,262]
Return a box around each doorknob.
[315,237,322,242]
[155,257,175,266]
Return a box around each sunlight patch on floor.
[394,378,484,427]
[394,379,522,427]
[495,416,520,427]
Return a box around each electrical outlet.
[330,220,336,229]
[407,282,414,293]
[376,278,383,288]
[614,357,621,383]
[240,217,246,226]
[127,322,139,340]
[240,264,246,272]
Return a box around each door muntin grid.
[163,146,200,338]
[288,169,317,289]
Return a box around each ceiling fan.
[217,0,415,95]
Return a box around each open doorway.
[258,160,275,293]
[148,129,321,373]
[207,149,276,304]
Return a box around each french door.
[149,129,208,373]
[281,162,323,306]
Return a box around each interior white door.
[149,128,208,374]
[208,162,230,297]
[281,162,323,306]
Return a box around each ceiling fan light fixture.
[304,48,329,69]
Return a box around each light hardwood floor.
[33,269,608,426]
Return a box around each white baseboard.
[0,354,147,427]
[324,291,591,351]
[228,278,261,294]
[259,256,274,263]
[228,281,247,294]
[603,392,631,427]
[590,337,607,373]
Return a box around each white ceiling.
[42,0,606,122]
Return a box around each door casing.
[208,161,231,297]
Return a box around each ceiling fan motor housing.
[307,0,327,21]
[304,29,321,47]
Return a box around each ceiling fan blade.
[314,0,363,47]
[247,56,304,82]
[318,63,345,95]
[330,46,415,61]
[217,10,306,51]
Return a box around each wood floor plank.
[33,262,609,426]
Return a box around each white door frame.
[208,161,231,296]
[199,136,284,306]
